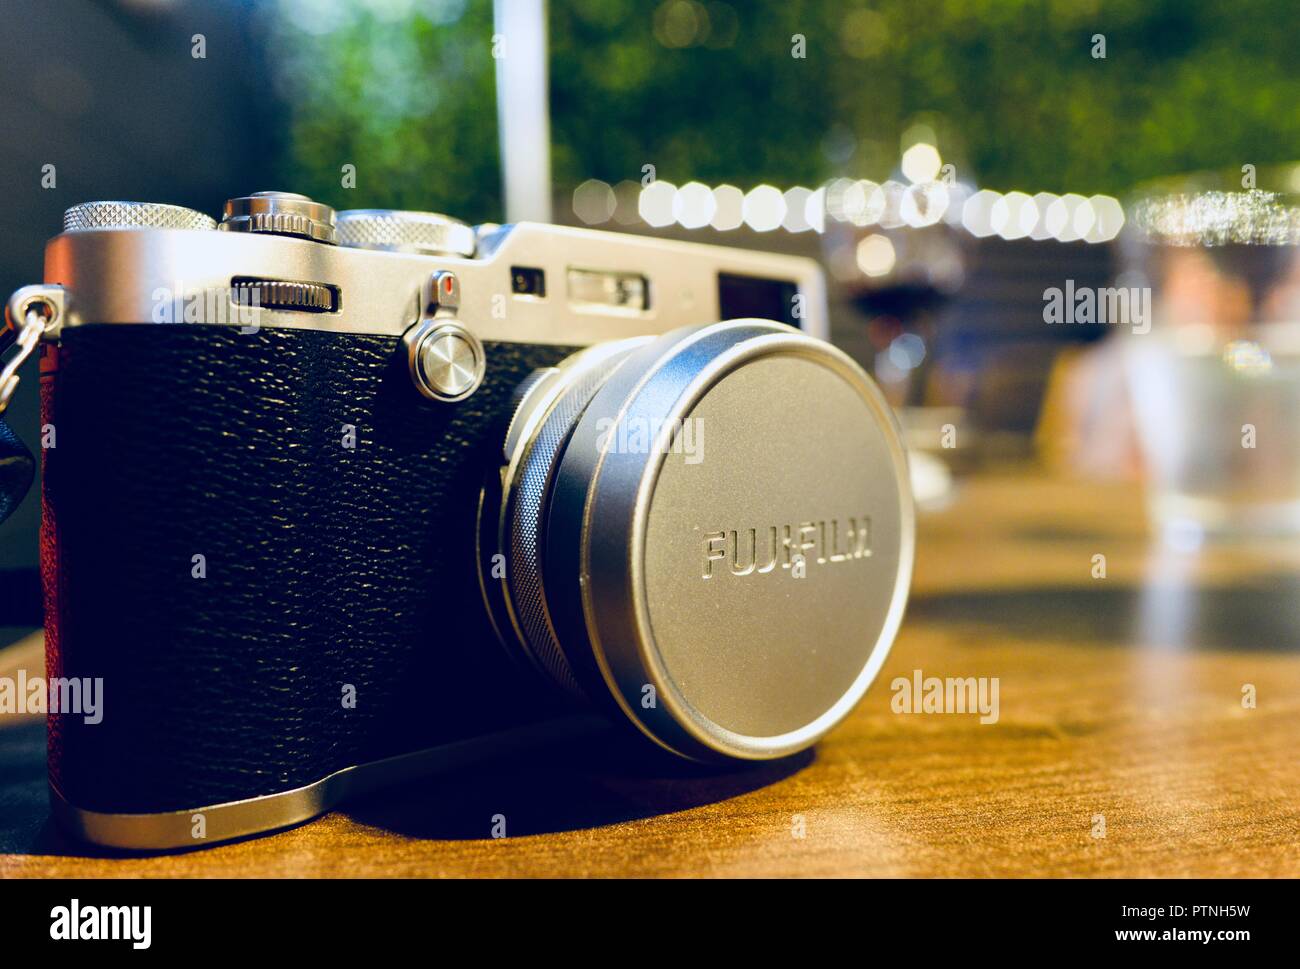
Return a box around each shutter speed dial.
[220,192,338,244]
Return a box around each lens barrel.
[481,321,914,761]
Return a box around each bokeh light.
[742,185,786,232]
[710,184,745,230]
[782,186,813,232]
[673,180,716,229]
[856,233,896,277]
[1085,194,1125,242]
[900,143,942,184]
[961,189,1001,238]
[638,180,677,228]
[990,191,1036,240]
[900,181,949,227]
[572,178,615,225]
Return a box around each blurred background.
[2,0,1300,601]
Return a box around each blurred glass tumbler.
[1127,190,1300,538]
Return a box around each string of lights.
[571,144,1126,245]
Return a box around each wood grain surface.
[3,469,1299,877]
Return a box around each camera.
[8,190,913,850]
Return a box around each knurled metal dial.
[231,279,335,313]
[220,192,338,244]
[336,210,477,257]
[62,201,217,232]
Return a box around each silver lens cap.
[492,321,913,762]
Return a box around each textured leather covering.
[43,323,577,813]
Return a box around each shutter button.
[402,271,485,403]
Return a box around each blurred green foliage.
[269,0,501,220]
[270,0,1300,223]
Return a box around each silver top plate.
[44,219,828,346]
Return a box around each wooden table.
[4,469,1299,877]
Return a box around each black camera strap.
[0,415,34,525]
[1,288,59,524]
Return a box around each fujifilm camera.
[5,191,913,849]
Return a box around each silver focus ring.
[502,349,637,697]
[335,210,477,257]
[62,201,216,232]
